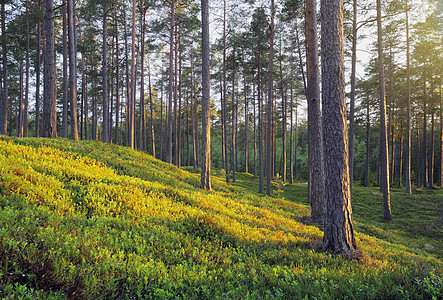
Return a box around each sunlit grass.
[0,136,442,299]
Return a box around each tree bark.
[348,0,357,197]
[139,10,147,151]
[114,17,119,144]
[35,0,42,137]
[223,0,230,183]
[306,0,325,221]
[68,0,78,140]
[266,0,275,196]
[289,74,294,184]
[405,2,412,193]
[377,0,392,220]
[17,60,24,138]
[148,56,155,157]
[166,0,174,163]
[258,45,264,194]
[24,4,30,137]
[43,0,57,138]
[62,0,68,138]
[200,0,211,190]
[232,47,237,182]
[365,99,370,187]
[0,3,7,135]
[244,64,249,174]
[321,0,356,253]
[102,2,109,143]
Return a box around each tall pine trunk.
[102,2,109,143]
[62,1,68,138]
[348,0,357,197]
[266,0,274,196]
[405,2,412,193]
[68,0,78,140]
[35,0,42,137]
[376,0,392,220]
[166,0,175,163]
[306,0,325,221]
[321,0,356,253]
[200,0,211,190]
[43,0,57,138]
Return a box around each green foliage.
[0,136,442,299]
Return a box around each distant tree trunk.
[174,27,179,166]
[405,2,412,193]
[62,0,68,138]
[440,84,442,187]
[390,119,396,184]
[429,111,434,187]
[166,0,174,163]
[81,53,88,140]
[376,0,392,220]
[35,0,42,137]
[232,48,237,182]
[289,75,294,184]
[423,101,428,188]
[160,61,164,160]
[321,0,356,253]
[294,17,306,95]
[17,60,24,138]
[191,59,198,169]
[253,75,257,177]
[258,44,264,193]
[102,2,109,143]
[266,0,275,196]
[306,0,325,221]
[365,101,370,187]
[68,0,78,140]
[114,18,119,144]
[128,0,136,148]
[280,58,286,182]
[417,121,421,188]
[43,0,57,138]
[244,68,249,174]
[223,0,230,183]
[139,10,147,151]
[24,4,30,137]
[200,0,211,190]
[177,41,183,166]
[148,57,155,157]
[398,122,404,187]
[0,3,7,135]
[348,0,357,197]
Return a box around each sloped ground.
[0,136,441,299]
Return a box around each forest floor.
[0,136,442,299]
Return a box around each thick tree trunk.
[306,0,325,221]
[81,53,87,140]
[68,0,78,140]
[376,0,392,220]
[43,0,57,138]
[177,41,183,166]
[253,75,257,177]
[321,0,356,253]
[62,1,68,138]
[266,0,275,196]
[200,0,211,190]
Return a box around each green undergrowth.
[0,136,442,299]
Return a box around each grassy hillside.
[0,136,442,299]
